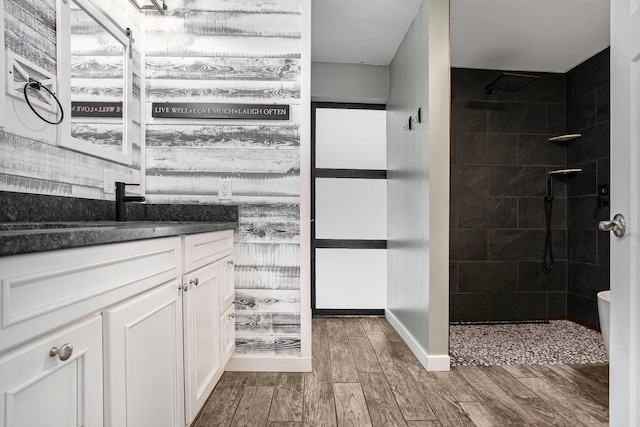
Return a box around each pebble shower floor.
[449,320,608,366]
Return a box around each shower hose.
[542,195,554,274]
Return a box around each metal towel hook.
[412,107,422,124]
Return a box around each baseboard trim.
[385,309,450,372]
[426,355,451,371]
[313,308,385,316]
[225,355,312,372]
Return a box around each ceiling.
[311,0,610,73]
[311,0,422,65]
[450,0,610,72]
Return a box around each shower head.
[485,72,539,95]
[548,168,583,176]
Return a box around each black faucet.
[115,182,145,222]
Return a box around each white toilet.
[597,290,611,357]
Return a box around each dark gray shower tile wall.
[450,68,567,322]
[566,48,611,329]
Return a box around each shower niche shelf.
[548,134,582,143]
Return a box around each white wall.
[311,62,389,104]
[386,0,450,371]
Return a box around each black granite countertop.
[0,221,238,257]
[0,191,239,257]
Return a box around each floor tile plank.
[326,318,348,341]
[326,318,359,383]
[333,383,373,427]
[455,366,534,423]
[359,372,408,426]
[367,331,397,365]
[459,401,500,427]
[391,343,438,383]
[518,377,607,426]
[574,363,610,385]
[231,386,275,427]
[482,366,538,399]
[343,318,367,337]
[461,399,535,427]
[303,374,338,427]
[269,373,304,422]
[313,318,328,336]
[381,363,437,421]
[192,372,250,427]
[528,365,609,424]
[349,336,383,373]
[312,320,332,380]
[359,317,384,334]
[417,383,476,427]
[501,364,539,379]
[377,318,405,343]
[584,363,609,384]
[546,364,609,407]
[513,397,567,427]
[329,337,360,383]
[248,372,281,387]
[433,369,482,402]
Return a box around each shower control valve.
[599,213,626,238]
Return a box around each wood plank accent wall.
[4,0,56,75]
[1,0,141,199]
[145,0,303,356]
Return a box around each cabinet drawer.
[183,230,233,273]
[0,237,182,354]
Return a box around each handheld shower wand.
[542,169,582,274]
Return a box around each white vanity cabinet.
[0,228,235,427]
[0,236,181,427]
[182,230,234,425]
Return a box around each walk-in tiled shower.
[450,48,610,330]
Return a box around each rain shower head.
[548,168,583,176]
[485,72,540,95]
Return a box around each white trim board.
[225,355,312,372]
[299,0,313,363]
[385,309,450,371]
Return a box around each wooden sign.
[71,102,123,118]
[151,103,290,120]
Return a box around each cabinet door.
[0,315,103,427]
[183,262,222,425]
[103,280,184,427]
[220,254,235,310]
[220,305,236,366]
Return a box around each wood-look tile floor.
[192,317,609,427]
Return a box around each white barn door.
[312,103,388,314]
[609,0,640,424]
